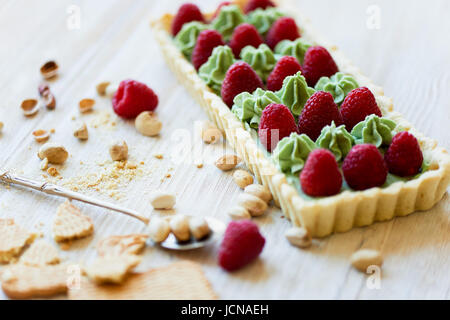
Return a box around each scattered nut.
[285,227,312,249]
[237,193,267,217]
[109,141,128,161]
[21,99,41,117]
[0,121,3,133]
[105,82,119,98]
[40,61,58,80]
[200,121,222,144]
[47,167,59,177]
[38,83,50,96]
[244,184,272,203]
[227,206,251,220]
[38,143,69,164]
[149,191,176,210]
[79,99,95,113]
[153,153,164,159]
[215,154,241,171]
[96,81,111,96]
[350,249,383,272]
[189,216,210,240]
[233,170,254,189]
[32,130,50,143]
[42,91,56,110]
[40,158,49,171]
[73,123,88,140]
[170,215,190,242]
[135,111,162,137]
[148,217,171,243]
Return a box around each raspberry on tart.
[300,149,343,197]
[221,61,264,108]
[218,220,265,272]
[302,46,339,87]
[244,0,276,14]
[267,56,303,91]
[298,91,344,141]
[258,103,299,152]
[171,3,206,36]
[342,144,388,191]
[385,131,424,177]
[266,17,301,50]
[229,23,264,58]
[112,80,159,119]
[340,87,382,130]
[192,29,225,70]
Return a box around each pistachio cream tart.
[152,0,450,237]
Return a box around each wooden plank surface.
[0,0,449,300]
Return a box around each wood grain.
[0,0,448,299]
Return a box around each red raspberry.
[300,149,343,197]
[212,1,232,20]
[302,46,338,87]
[244,0,276,14]
[192,30,224,70]
[266,17,301,49]
[229,23,264,58]
[171,3,205,36]
[221,61,264,108]
[112,80,158,119]
[267,56,303,91]
[342,144,388,191]
[218,220,265,272]
[258,103,298,152]
[340,87,382,130]
[298,91,344,140]
[385,132,423,177]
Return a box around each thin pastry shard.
[19,239,60,266]
[0,219,36,264]
[84,255,142,284]
[1,264,69,299]
[69,261,217,300]
[97,234,148,257]
[53,200,94,242]
[151,0,450,237]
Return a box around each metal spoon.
[0,169,225,250]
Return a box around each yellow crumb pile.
[62,160,148,200]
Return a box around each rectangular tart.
[151,0,450,237]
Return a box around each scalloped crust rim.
[151,5,450,238]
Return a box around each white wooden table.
[0,0,449,300]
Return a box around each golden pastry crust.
[151,1,450,237]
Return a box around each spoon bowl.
[151,217,226,251]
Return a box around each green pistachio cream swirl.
[211,4,245,41]
[276,71,315,117]
[198,45,235,94]
[315,72,359,105]
[246,7,285,35]
[274,38,312,64]
[272,133,316,175]
[316,122,355,161]
[351,114,397,148]
[240,44,277,82]
[174,21,208,59]
[232,88,281,129]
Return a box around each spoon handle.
[0,169,149,225]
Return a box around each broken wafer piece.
[0,219,36,264]
[19,239,60,266]
[69,261,217,300]
[84,255,142,284]
[97,234,148,257]
[1,264,69,299]
[53,200,94,243]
